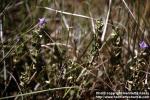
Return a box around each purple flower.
[38,18,46,27]
[139,41,148,49]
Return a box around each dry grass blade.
[0,86,79,100]
[121,0,144,33]
[43,7,96,20]
[101,0,112,42]
[0,18,6,86]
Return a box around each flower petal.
[38,18,46,27]
[139,41,148,49]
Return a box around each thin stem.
[0,86,79,100]
[7,71,23,100]
[0,18,6,86]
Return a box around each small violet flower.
[139,41,148,49]
[38,18,46,27]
